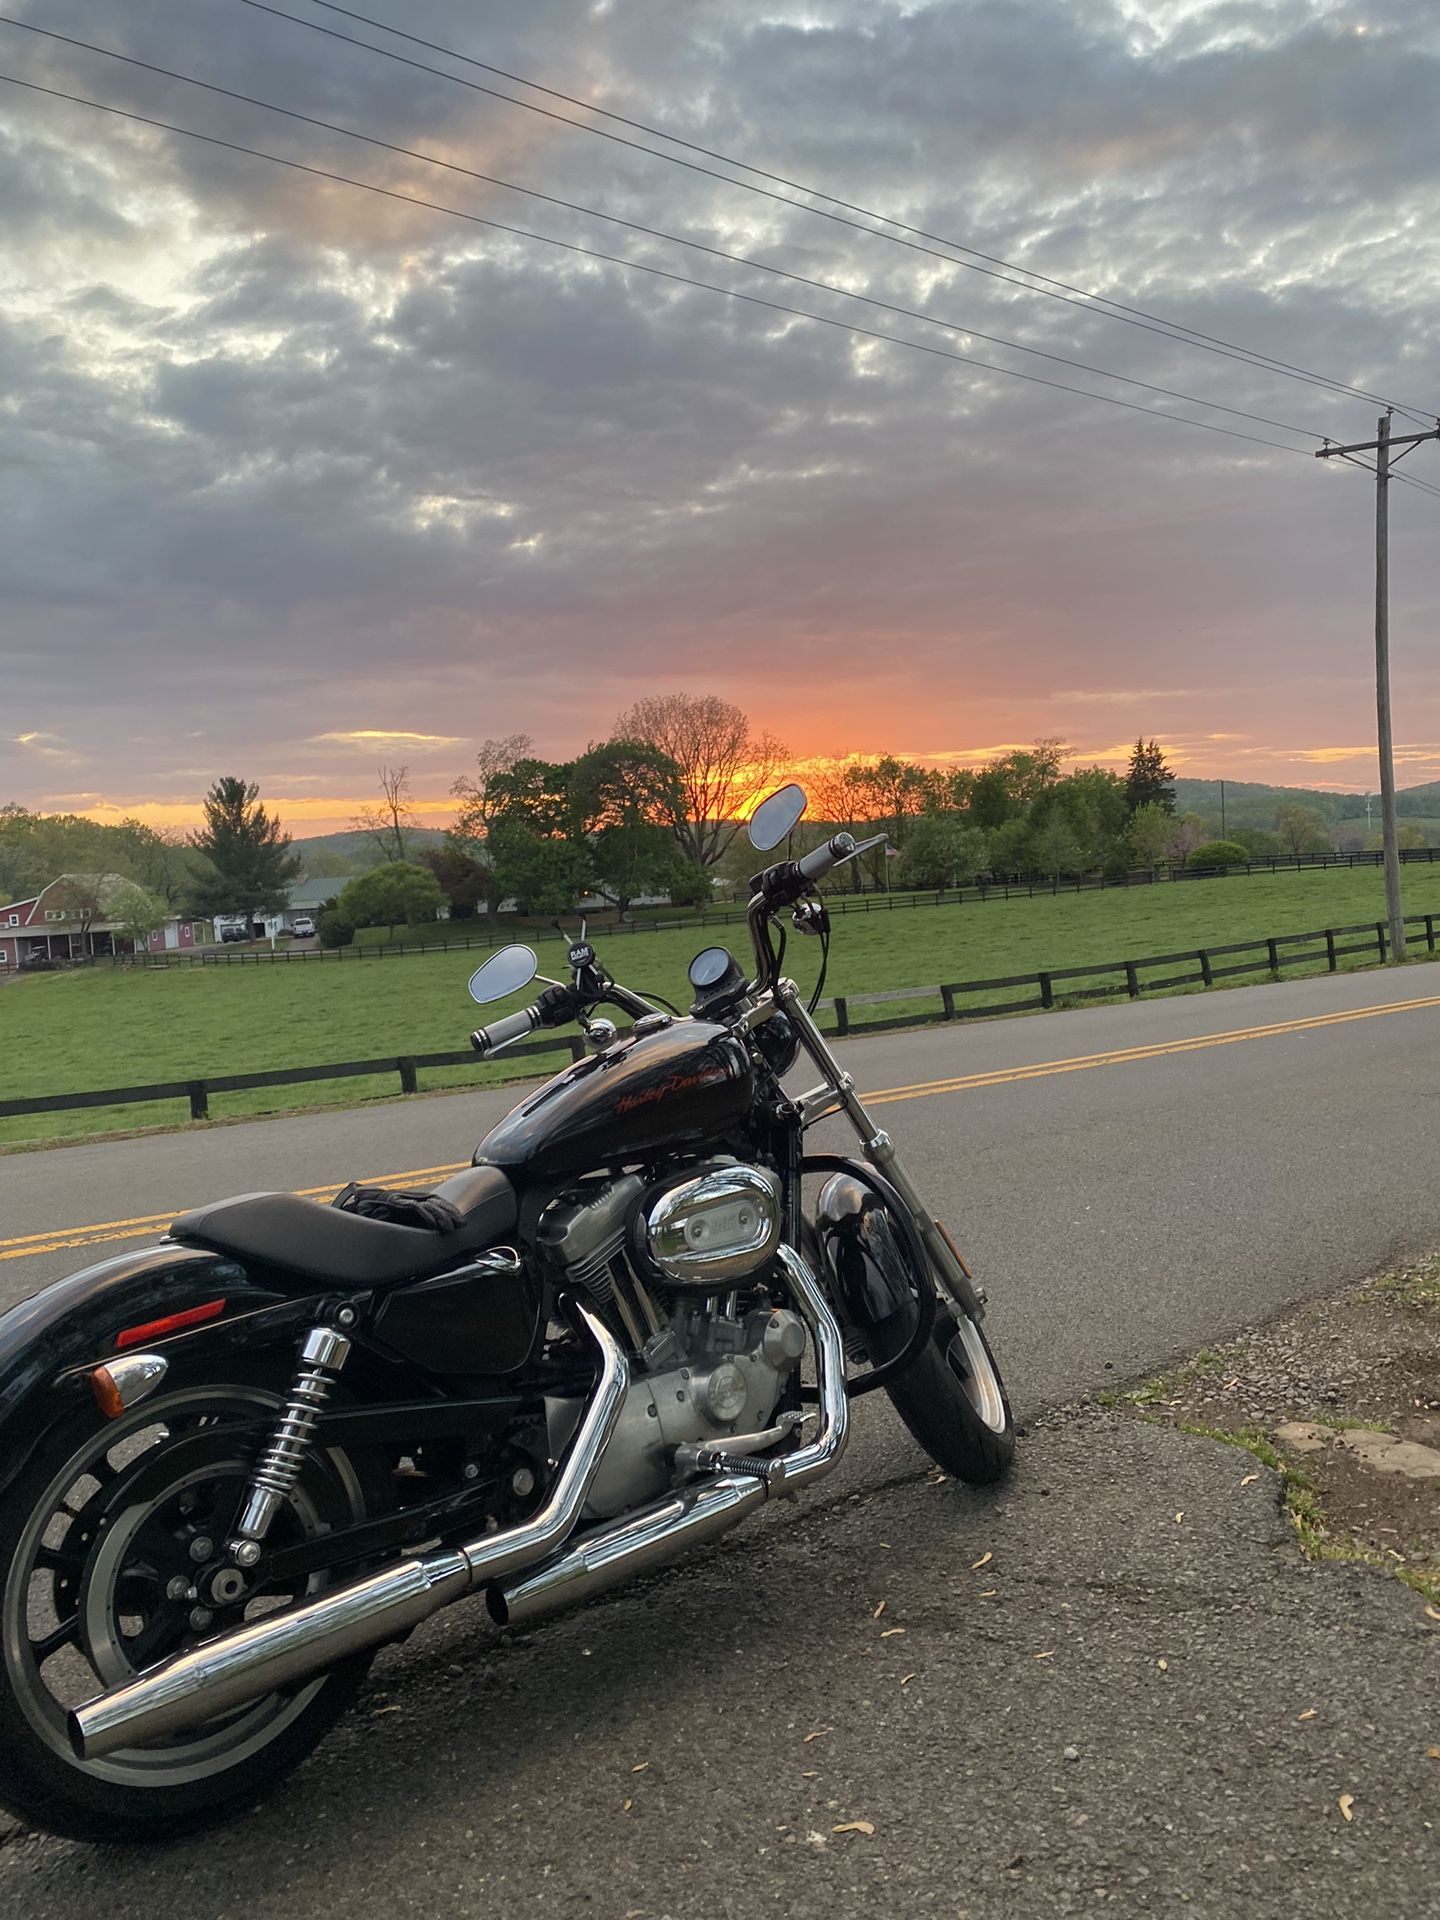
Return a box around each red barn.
[0,875,208,970]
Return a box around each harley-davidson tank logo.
[613,1068,726,1115]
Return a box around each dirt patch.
[1123,1257,1440,1604]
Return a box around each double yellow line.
[5,989,1439,1268]
[0,1161,467,1266]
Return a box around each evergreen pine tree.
[186,777,301,919]
[1124,738,1176,815]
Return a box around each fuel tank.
[476,1019,753,1180]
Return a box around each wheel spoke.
[30,1615,80,1664]
[35,1543,86,1577]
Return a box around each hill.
[291,827,447,878]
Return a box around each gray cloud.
[1,0,1438,819]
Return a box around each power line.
[242,0,1437,429]
[0,70,1328,459]
[0,14,1324,444]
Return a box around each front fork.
[767,979,987,1323]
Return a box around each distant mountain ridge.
[291,827,447,877]
[1173,777,1440,827]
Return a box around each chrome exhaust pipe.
[489,1244,849,1630]
[71,1299,628,1762]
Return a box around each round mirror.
[748,783,808,851]
[688,945,737,990]
[468,944,538,1005]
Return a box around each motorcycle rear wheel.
[0,1380,382,1844]
[883,1303,1015,1485]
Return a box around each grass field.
[4,862,1439,1147]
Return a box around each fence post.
[1376,921,1388,963]
[1198,950,1213,987]
[1266,936,1280,977]
[833,996,850,1037]
[1325,930,1337,972]
[1038,972,1054,1010]
[1426,915,1436,954]
[188,1081,209,1121]
[1124,962,1140,1000]
[397,1058,418,1095]
[940,985,956,1020]
[567,1037,586,1062]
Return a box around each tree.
[895,815,987,890]
[1274,804,1332,856]
[1228,826,1282,859]
[336,861,444,941]
[1125,739,1175,815]
[186,778,300,920]
[352,764,420,865]
[569,738,688,914]
[421,844,488,920]
[108,880,167,954]
[108,820,198,909]
[1029,811,1084,879]
[450,735,535,925]
[1365,823,1427,852]
[1125,801,1174,867]
[487,823,589,915]
[848,756,936,845]
[615,693,786,868]
[45,873,114,954]
[1166,813,1210,863]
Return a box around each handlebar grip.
[796,832,856,884]
[470,1006,540,1057]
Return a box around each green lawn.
[4,863,1438,1147]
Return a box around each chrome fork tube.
[775,979,985,1316]
[71,1299,628,1762]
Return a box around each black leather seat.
[169,1165,518,1289]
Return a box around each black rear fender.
[0,1242,312,1498]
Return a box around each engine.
[536,1169,806,1519]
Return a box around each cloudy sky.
[2,0,1438,833]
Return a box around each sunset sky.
[2,0,1438,836]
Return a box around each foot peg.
[674,1445,788,1489]
[672,1411,804,1490]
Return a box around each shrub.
[316,903,355,949]
[1187,840,1249,871]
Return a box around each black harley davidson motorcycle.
[0,785,1012,1842]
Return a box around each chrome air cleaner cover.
[644,1164,783,1288]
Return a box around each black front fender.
[0,1242,294,1498]
[807,1158,937,1394]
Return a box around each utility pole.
[1317,414,1440,962]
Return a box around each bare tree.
[449,735,534,925]
[352,765,420,865]
[615,694,786,868]
[450,735,534,838]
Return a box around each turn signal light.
[89,1351,169,1420]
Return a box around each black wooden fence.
[56,844,1440,970]
[5,912,1437,1131]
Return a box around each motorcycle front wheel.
[883,1303,1015,1485]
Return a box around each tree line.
[2,697,1395,953]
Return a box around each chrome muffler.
[489,1244,849,1629]
[71,1299,629,1762]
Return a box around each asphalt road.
[3,965,1440,1910]
[6,963,1440,1403]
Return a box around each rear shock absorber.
[228,1326,351,1563]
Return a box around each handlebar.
[796,832,857,885]
[470,1004,542,1058]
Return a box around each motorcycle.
[0,784,1012,1842]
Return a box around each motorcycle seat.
[168,1165,518,1289]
